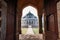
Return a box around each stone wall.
[57,1,60,38]
[0,0,1,39]
[1,1,7,40]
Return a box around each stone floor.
[26,25,34,35]
[19,34,43,40]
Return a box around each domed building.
[21,12,39,28]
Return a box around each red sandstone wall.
[57,1,60,38]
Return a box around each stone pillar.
[17,4,22,34]
[18,14,21,34]
[39,15,43,33]
[16,14,19,40]
[5,0,17,40]
[16,9,22,40]
[16,13,21,40]
[44,0,58,40]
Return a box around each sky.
[22,6,38,18]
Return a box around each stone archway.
[16,0,44,40]
[17,0,44,34]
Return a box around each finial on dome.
[29,11,31,13]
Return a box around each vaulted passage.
[0,0,60,40]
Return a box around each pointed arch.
[22,6,38,18]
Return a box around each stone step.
[19,34,43,40]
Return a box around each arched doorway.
[17,5,44,40]
[21,6,39,34]
[17,0,44,34]
[17,0,44,39]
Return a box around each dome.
[23,12,37,18]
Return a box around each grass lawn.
[21,28,28,34]
[33,28,39,34]
[21,28,39,34]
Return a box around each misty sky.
[22,6,38,18]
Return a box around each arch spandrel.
[17,0,44,16]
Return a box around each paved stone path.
[26,25,34,35]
